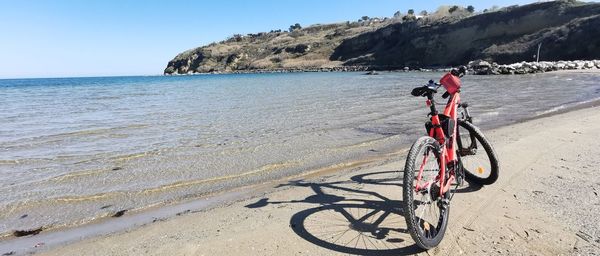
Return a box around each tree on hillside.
[361,16,370,21]
[467,5,475,13]
[420,10,428,16]
[408,9,415,15]
[449,5,459,13]
[232,34,243,42]
[403,16,416,22]
[393,11,402,18]
[289,23,302,32]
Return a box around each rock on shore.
[468,59,600,75]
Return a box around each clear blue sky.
[0,0,549,78]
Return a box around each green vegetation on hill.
[165,1,600,74]
[164,19,393,74]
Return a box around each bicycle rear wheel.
[457,121,499,185]
[403,136,449,250]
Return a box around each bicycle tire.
[457,121,499,185]
[403,136,449,250]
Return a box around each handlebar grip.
[442,91,450,99]
[450,66,467,77]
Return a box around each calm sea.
[1,72,599,236]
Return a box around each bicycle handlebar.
[412,66,466,98]
[411,80,440,98]
[450,66,467,77]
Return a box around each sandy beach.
[7,102,591,255]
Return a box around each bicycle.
[403,67,499,249]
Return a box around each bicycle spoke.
[330,229,352,244]
[365,233,380,249]
[361,233,368,249]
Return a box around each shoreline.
[0,150,409,255]
[2,96,600,255]
[163,60,600,76]
[34,102,600,255]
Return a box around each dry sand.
[13,105,600,255]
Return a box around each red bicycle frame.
[416,90,461,197]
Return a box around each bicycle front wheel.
[457,120,499,185]
[403,136,449,250]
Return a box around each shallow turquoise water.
[0,72,599,235]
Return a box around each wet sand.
[5,102,595,255]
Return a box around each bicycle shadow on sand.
[247,171,416,255]
[245,170,482,255]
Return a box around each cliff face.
[481,14,600,63]
[165,1,600,74]
[332,1,600,68]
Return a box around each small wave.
[124,124,148,129]
[141,161,299,193]
[286,152,404,180]
[108,145,180,163]
[2,124,148,146]
[111,151,153,162]
[49,168,108,182]
[536,97,600,116]
[2,191,126,214]
[50,128,114,137]
[479,111,500,117]
[0,159,21,165]
[332,135,399,151]
[85,96,123,100]
[0,157,55,165]
[537,105,567,116]
[54,192,122,203]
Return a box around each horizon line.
[0,73,167,80]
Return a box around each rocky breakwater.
[468,59,600,75]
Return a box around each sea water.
[1,72,599,236]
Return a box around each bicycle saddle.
[411,85,436,97]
